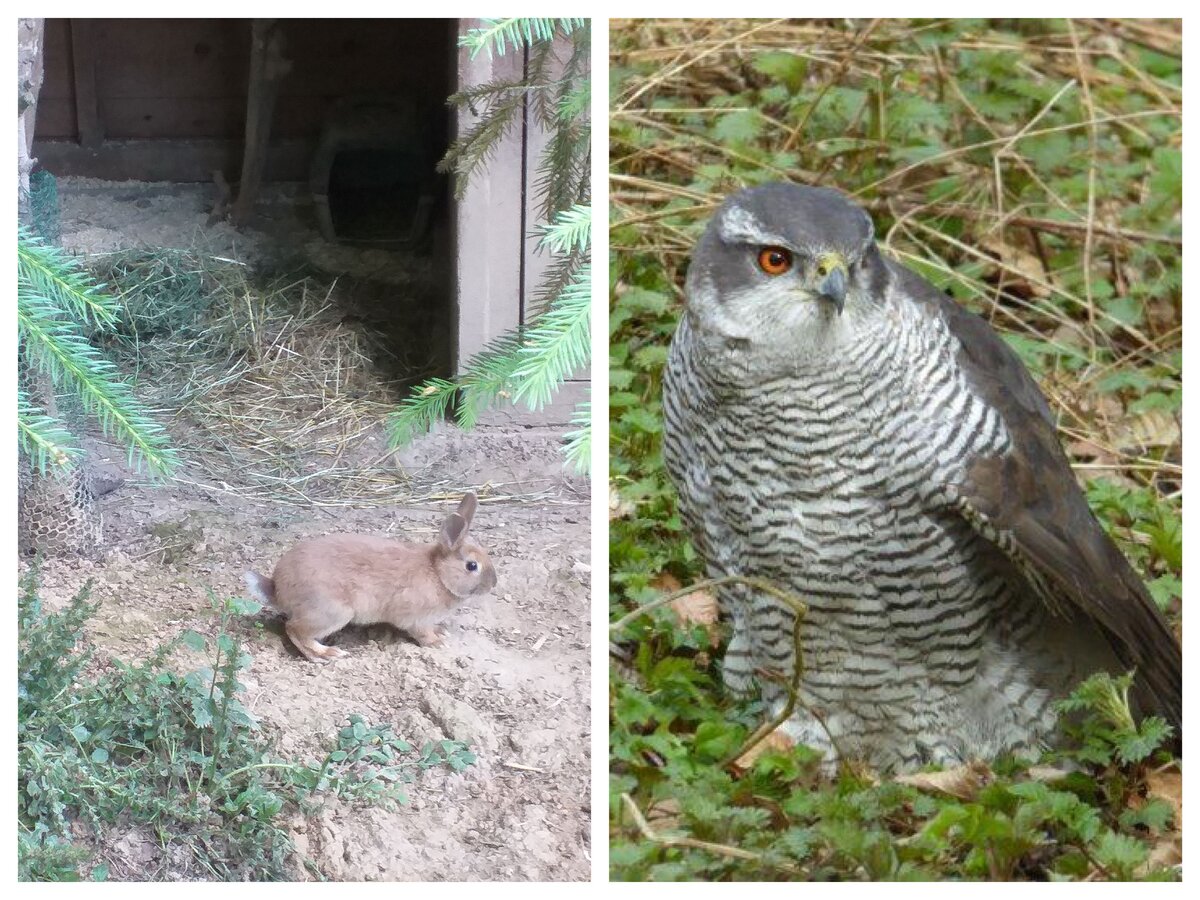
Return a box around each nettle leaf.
[1146,575,1181,612]
[1128,390,1181,415]
[692,720,744,762]
[1102,296,1145,329]
[612,686,660,729]
[632,345,670,371]
[777,826,814,861]
[1119,797,1174,833]
[620,407,662,435]
[1113,716,1172,764]
[759,84,791,107]
[966,87,1027,122]
[888,94,949,138]
[816,137,878,158]
[1000,333,1059,374]
[616,287,673,317]
[891,143,947,165]
[1092,830,1148,877]
[1095,369,1155,395]
[821,85,869,122]
[1051,849,1092,879]
[1139,514,1181,570]
[226,596,262,617]
[190,696,214,729]
[1135,46,1181,81]
[610,367,635,391]
[1022,131,1074,170]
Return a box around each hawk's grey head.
[684,183,890,361]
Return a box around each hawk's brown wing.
[892,262,1182,740]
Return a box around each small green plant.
[611,619,1179,881]
[18,574,475,881]
[389,17,592,472]
[311,716,477,809]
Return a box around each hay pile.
[93,249,426,505]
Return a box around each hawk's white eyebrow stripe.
[718,206,790,247]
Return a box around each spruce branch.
[16,231,180,478]
[537,204,591,256]
[562,398,590,474]
[460,18,586,59]
[18,226,120,332]
[17,388,82,474]
[511,264,591,410]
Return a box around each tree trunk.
[18,18,44,221]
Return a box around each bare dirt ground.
[21,177,592,881]
[27,435,591,881]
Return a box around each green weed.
[18,572,474,881]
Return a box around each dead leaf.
[1065,437,1118,468]
[1111,409,1181,453]
[653,573,720,646]
[732,729,796,771]
[1025,764,1072,783]
[1142,833,1182,873]
[894,760,993,800]
[981,234,1049,297]
[1143,295,1178,335]
[670,588,718,629]
[645,797,683,831]
[651,572,682,594]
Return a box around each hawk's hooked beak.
[816,253,848,315]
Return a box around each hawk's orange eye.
[756,246,793,276]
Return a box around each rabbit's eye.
[466,560,479,572]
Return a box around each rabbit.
[244,492,497,663]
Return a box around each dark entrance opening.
[311,97,440,249]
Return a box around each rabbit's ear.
[456,492,478,524]
[440,513,468,551]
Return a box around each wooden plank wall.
[34,19,454,181]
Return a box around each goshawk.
[662,182,1181,770]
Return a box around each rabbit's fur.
[245,493,496,662]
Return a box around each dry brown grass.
[94,251,446,506]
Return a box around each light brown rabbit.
[244,493,497,663]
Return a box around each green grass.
[18,572,475,881]
[609,18,1181,881]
